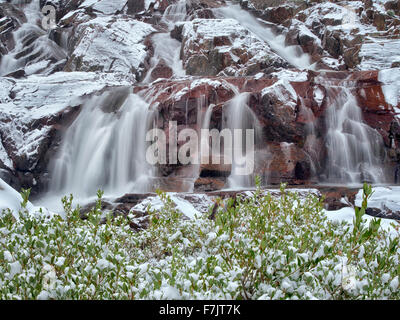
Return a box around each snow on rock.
[379,68,400,110]
[0,72,130,171]
[132,192,214,220]
[0,177,50,218]
[302,2,361,30]
[355,186,400,215]
[325,206,399,238]
[359,39,400,71]
[0,178,24,217]
[65,15,155,82]
[79,0,127,15]
[326,185,400,237]
[180,18,287,77]
[289,2,380,69]
[0,139,12,170]
[261,77,298,110]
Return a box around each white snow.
[0,72,130,170]
[132,193,213,219]
[355,186,400,214]
[379,68,400,109]
[80,0,127,15]
[68,16,155,81]
[0,178,24,217]
[0,140,12,169]
[261,78,298,109]
[181,18,285,76]
[360,39,400,71]
[0,178,50,219]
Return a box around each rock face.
[180,18,288,77]
[0,0,399,197]
[64,16,155,81]
[0,72,131,192]
[133,69,399,191]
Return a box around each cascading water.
[163,0,188,26]
[214,3,312,70]
[48,90,155,198]
[143,0,186,83]
[223,92,264,189]
[322,85,386,184]
[0,0,66,76]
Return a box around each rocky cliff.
[0,0,399,197]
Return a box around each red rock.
[150,60,173,81]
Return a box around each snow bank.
[326,186,400,237]
[325,207,398,237]
[0,178,50,219]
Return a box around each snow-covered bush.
[0,184,399,300]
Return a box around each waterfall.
[322,86,386,184]
[223,92,263,189]
[143,0,186,83]
[0,0,66,76]
[48,90,155,198]
[163,0,188,26]
[214,3,312,70]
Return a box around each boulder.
[127,0,145,14]
[180,18,288,77]
[150,59,173,81]
[64,16,156,82]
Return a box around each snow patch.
[379,68,400,109]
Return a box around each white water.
[143,33,186,83]
[223,92,264,189]
[143,0,186,83]
[163,0,187,27]
[48,91,155,199]
[323,86,386,184]
[214,3,312,70]
[0,0,66,76]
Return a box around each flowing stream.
[48,90,155,198]
[214,2,312,70]
[0,0,66,76]
[322,85,386,184]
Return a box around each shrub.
[0,183,399,299]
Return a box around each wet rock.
[189,8,215,20]
[127,0,145,14]
[150,59,173,81]
[194,177,226,192]
[320,187,358,211]
[170,23,184,41]
[3,69,26,79]
[248,0,286,10]
[263,144,312,184]
[261,6,295,25]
